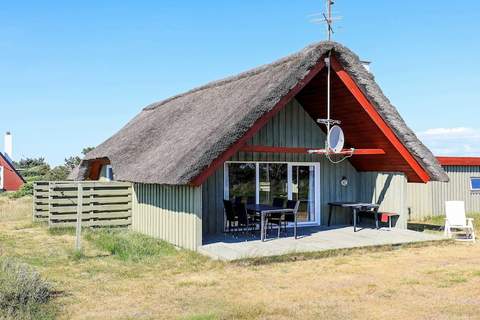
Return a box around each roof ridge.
[143,41,332,111]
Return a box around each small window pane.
[259,163,288,205]
[0,166,3,189]
[228,163,256,203]
[107,166,113,180]
[471,178,480,191]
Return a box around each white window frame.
[105,164,113,181]
[224,161,321,227]
[0,166,4,190]
[471,177,480,192]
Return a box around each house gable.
[0,153,24,191]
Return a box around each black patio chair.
[223,200,238,233]
[233,196,243,205]
[264,198,286,239]
[283,200,301,235]
[234,202,256,235]
[272,197,285,208]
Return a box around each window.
[259,163,288,205]
[99,164,114,181]
[106,165,113,181]
[471,177,480,191]
[225,162,320,225]
[226,163,256,202]
[0,166,3,190]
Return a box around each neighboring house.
[0,152,24,192]
[408,157,480,220]
[0,132,24,192]
[75,41,447,250]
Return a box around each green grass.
[83,228,179,262]
[47,227,76,236]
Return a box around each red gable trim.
[189,59,326,186]
[330,56,431,183]
[240,145,385,155]
[437,157,480,166]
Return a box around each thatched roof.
[77,41,448,184]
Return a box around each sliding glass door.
[291,165,316,223]
[225,162,320,225]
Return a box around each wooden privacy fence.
[33,181,132,228]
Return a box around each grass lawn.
[1,196,480,319]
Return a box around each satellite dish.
[328,125,345,153]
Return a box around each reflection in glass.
[259,163,288,205]
[228,163,256,203]
[292,165,315,222]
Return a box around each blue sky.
[1,1,479,165]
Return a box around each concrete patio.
[199,226,444,261]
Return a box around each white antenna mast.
[309,0,341,40]
[309,1,355,163]
[325,0,334,41]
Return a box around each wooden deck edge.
[228,238,453,265]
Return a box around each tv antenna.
[309,0,342,41]
[308,1,354,163]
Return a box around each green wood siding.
[359,172,408,228]
[132,183,202,251]
[408,165,480,220]
[202,99,408,235]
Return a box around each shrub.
[9,182,34,199]
[0,258,54,319]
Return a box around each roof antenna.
[309,0,341,41]
[308,1,355,163]
[325,0,334,41]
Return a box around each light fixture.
[340,176,348,187]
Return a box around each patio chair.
[246,196,256,205]
[223,200,238,233]
[444,201,475,242]
[283,200,300,232]
[233,196,243,205]
[263,198,287,238]
[272,197,285,208]
[234,202,257,235]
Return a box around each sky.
[1,1,479,166]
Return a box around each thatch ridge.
[79,41,448,184]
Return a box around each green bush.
[84,229,177,262]
[0,258,54,319]
[9,182,34,199]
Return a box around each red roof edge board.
[436,157,480,166]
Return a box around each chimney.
[361,60,371,73]
[4,132,13,160]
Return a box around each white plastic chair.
[444,201,475,242]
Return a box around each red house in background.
[0,132,24,192]
[0,153,24,191]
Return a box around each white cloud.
[417,127,480,157]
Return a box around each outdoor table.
[328,202,380,232]
[246,204,296,242]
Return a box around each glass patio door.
[225,162,320,226]
[290,165,316,223]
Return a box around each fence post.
[48,182,53,228]
[75,183,83,251]
[32,182,36,221]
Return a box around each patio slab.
[198,226,444,261]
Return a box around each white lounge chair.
[444,201,475,242]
